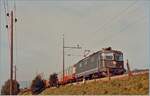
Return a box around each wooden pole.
[107,68,111,80]
[10,10,14,95]
[126,59,132,77]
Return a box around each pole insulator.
[7,13,9,16]
[6,25,8,28]
[15,18,17,22]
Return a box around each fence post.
[107,68,111,80]
[126,59,133,77]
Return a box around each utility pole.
[10,10,14,95]
[4,0,17,94]
[62,34,81,83]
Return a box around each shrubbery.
[1,79,20,95]
[30,75,45,95]
[49,73,59,87]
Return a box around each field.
[20,72,149,95]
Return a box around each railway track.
[69,70,149,86]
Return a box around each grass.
[21,73,149,95]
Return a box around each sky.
[0,0,150,88]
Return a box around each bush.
[49,73,58,87]
[31,75,45,95]
[1,79,20,95]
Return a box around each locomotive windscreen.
[114,53,123,61]
[101,51,124,68]
[101,53,114,60]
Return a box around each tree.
[30,75,45,95]
[1,79,20,95]
[49,73,59,87]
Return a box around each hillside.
[20,72,149,95]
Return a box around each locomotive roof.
[100,49,123,54]
[75,48,123,65]
[57,48,123,75]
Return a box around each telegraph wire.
[14,0,16,11]
[1,0,11,64]
[2,0,11,50]
[3,0,8,25]
[3,0,7,16]
[5,0,9,12]
[13,0,17,17]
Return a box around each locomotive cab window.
[102,53,114,60]
[115,54,123,61]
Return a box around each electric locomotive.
[58,47,126,84]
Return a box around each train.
[58,47,126,85]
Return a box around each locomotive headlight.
[113,61,117,65]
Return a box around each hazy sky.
[0,0,149,88]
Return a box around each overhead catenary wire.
[97,15,147,47]
[89,0,139,41]
[94,0,138,33]
[81,0,142,52]
[67,1,140,53]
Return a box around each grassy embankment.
[21,73,149,95]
